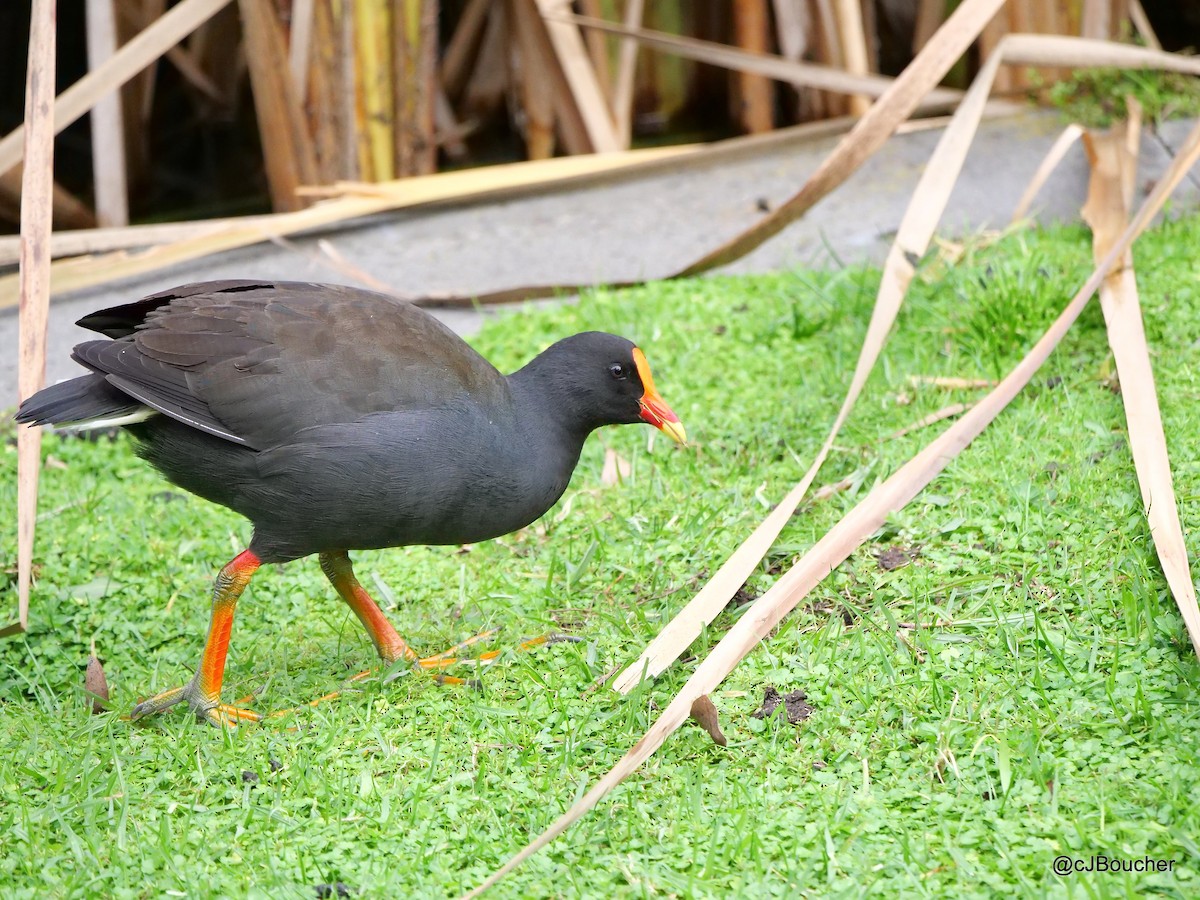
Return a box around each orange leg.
[319,550,417,664]
[318,550,579,685]
[130,549,263,727]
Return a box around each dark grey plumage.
[17,280,656,563]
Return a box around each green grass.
[4,213,1200,899]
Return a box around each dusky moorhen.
[17,280,685,725]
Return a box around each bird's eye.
[609,363,628,380]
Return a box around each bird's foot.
[405,629,581,682]
[274,630,584,716]
[129,678,262,728]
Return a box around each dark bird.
[17,280,685,726]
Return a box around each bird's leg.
[317,550,577,685]
[319,550,418,665]
[130,549,263,727]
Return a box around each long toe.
[129,679,260,728]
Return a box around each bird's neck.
[507,359,593,472]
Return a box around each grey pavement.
[4,109,1198,399]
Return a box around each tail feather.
[15,375,146,428]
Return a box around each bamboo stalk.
[393,0,439,176]
[308,0,344,183]
[461,1,511,128]
[912,0,944,53]
[612,0,644,147]
[355,0,393,181]
[833,0,872,115]
[0,166,97,230]
[576,0,613,105]
[86,0,128,227]
[7,0,57,639]
[0,0,235,179]
[533,0,621,152]
[337,3,361,181]
[441,0,491,99]
[1082,0,1110,39]
[731,0,774,134]
[511,0,592,154]
[509,0,558,159]
[1129,0,1161,50]
[290,0,316,106]
[238,0,319,209]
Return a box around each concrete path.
[3,109,1197,398]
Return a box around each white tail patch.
[52,407,159,433]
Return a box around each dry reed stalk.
[0,0,235,179]
[86,0,127,228]
[115,0,226,103]
[812,0,847,116]
[0,144,701,307]
[912,0,944,53]
[617,30,1200,688]
[614,18,1011,692]
[1083,112,1200,659]
[186,2,244,116]
[465,113,1200,898]
[238,0,319,209]
[979,5,1011,94]
[565,14,968,109]
[887,404,971,441]
[1005,0,1035,89]
[676,0,1007,276]
[0,115,862,272]
[7,0,57,638]
[771,0,808,120]
[1082,0,1111,39]
[308,0,345,183]
[461,2,510,128]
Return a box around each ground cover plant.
[2,213,1200,898]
